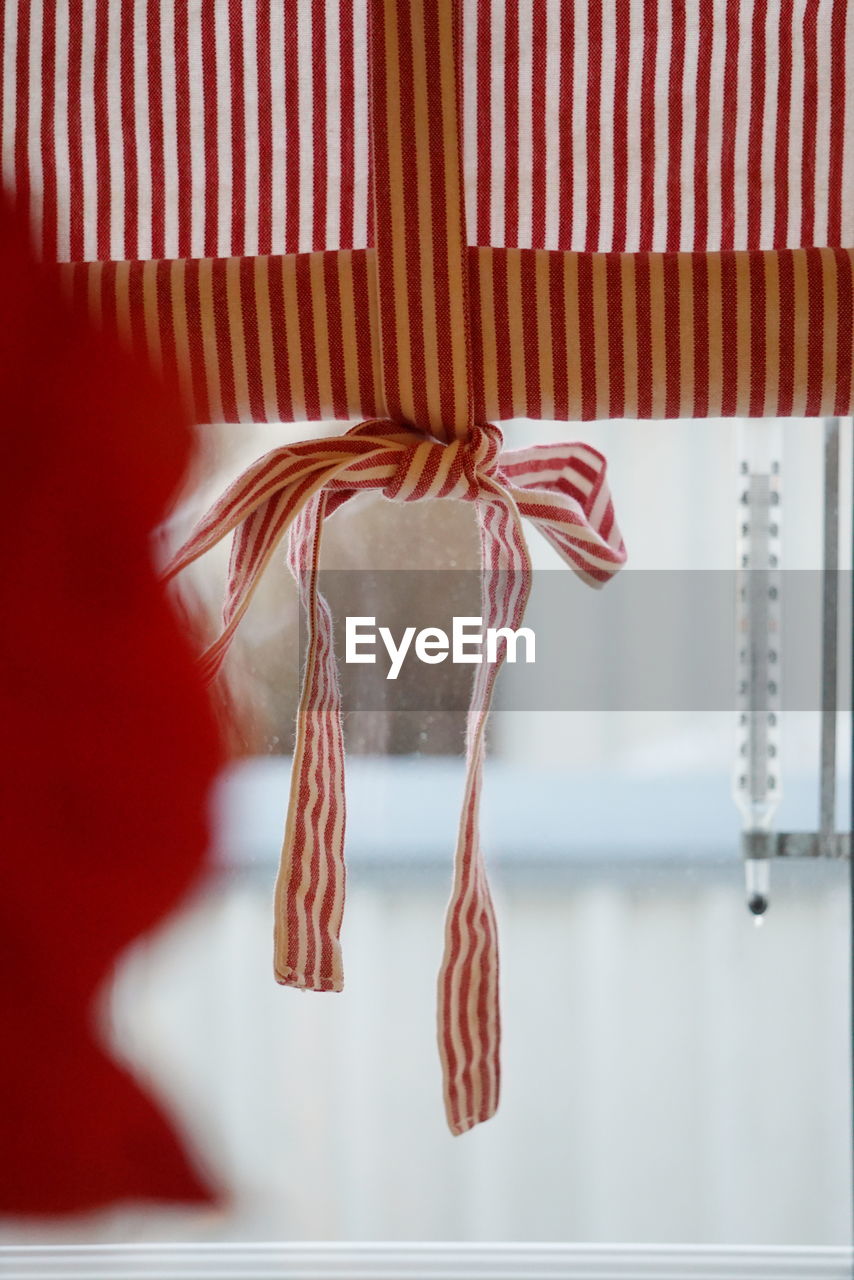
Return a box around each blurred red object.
[0,200,223,1214]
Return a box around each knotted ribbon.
[166,418,625,1134]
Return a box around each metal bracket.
[746,831,851,860]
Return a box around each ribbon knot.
[166,419,626,1134]
[377,422,502,503]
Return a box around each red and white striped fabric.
[2,0,852,259]
[464,0,854,253]
[4,0,852,415]
[165,420,625,1132]
[58,244,854,422]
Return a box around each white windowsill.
[211,755,847,869]
[0,1242,851,1279]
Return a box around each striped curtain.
[3,0,852,420]
[3,0,851,1137]
[4,0,853,258]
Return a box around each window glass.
[2,418,850,1248]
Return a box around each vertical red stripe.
[530,0,547,249]
[256,0,273,254]
[40,0,58,258]
[576,252,596,417]
[666,0,686,252]
[492,247,513,418]
[556,0,574,250]
[720,0,739,251]
[351,249,377,415]
[183,260,211,422]
[366,7,375,252]
[693,7,712,251]
[584,0,601,251]
[450,801,483,1126]
[229,0,246,254]
[313,641,340,985]
[611,0,630,252]
[833,250,853,415]
[201,0,218,256]
[464,816,495,1127]
[800,0,818,246]
[311,0,326,250]
[549,251,569,417]
[295,252,321,419]
[520,254,540,416]
[239,256,265,420]
[475,0,491,244]
[748,250,767,415]
[120,0,138,259]
[804,248,824,414]
[395,0,428,424]
[67,1,83,259]
[174,0,192,256]
[94,0,110,256]
[504,0,519,246]
[14,0,30,225]
[776,249,794,414]
[746,0,766,249]
[148,0,165,258]
[284,0,300,252]
[467,252,486,419]
[367,0,400,417]
[156,260,180,402]
[773,0,793,248]
[692,251,709,416]
[635,252,652,415]
[662,252,680,415]
[720,251,738,413]
[605,253,624,416]
[323,251,347,418]
[267,258,294,420]
[826,0,846,246]
[638,0,657,252]
[440,903,464,1124]
[210,259,238,420]
[339,0,355,248]
[425,0,468,429]
[297,642,322,987]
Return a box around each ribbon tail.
[162,447,336,583]
[169,452,362,684]
[274,491,347,993]
[197,491,303,683]
[438,727,501,1135]
[437,480,532,1135]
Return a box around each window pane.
[2,418,850,1248]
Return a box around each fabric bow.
[166,419,626,1134]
